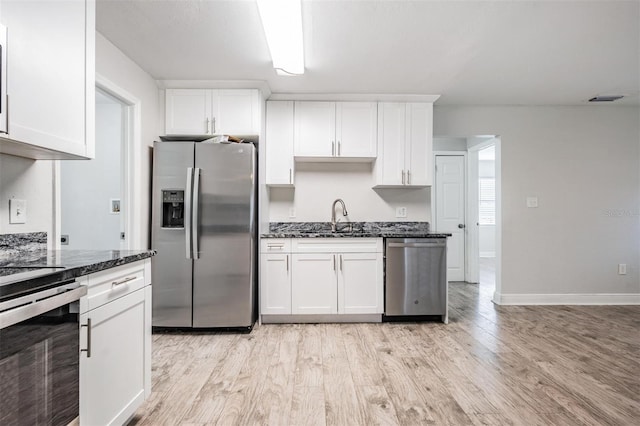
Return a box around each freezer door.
[193,143,256,328]
[151,142,194,327]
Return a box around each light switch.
[526,197,538,208]
[9,199,27,224]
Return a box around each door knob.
[458,224,465,229]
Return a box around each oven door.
[0,23,6,134]
[0,283,87,425]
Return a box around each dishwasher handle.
[387,241,445,248]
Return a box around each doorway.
[433,136,501,302]
[60,89,126,249]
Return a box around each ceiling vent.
[588,95,624,102]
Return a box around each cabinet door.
[375,102,406,186]
[260,253,292,315]
[291,253,337,314]
[294,101,335,157]
[265,101,295,186]
[338,253,383,314]
[1,0,94,158]
[405,103,433,186]
[335,102,377,158]
[213,89,259,135]
[80,288,146,426]
[165,89,211,135]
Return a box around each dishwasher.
[384,238,448,323]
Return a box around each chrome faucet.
[331,198,349,232]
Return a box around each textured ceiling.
[96,0,640,105]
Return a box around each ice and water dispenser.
[161,190,184,228]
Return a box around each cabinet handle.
[206,117,210,134]
[332,141,335,156]
[112,276,136,287]
[338,141,341,156]
[286,254,289,271]
[402,170,405,185]
[407,170,411,185]
[267,245,284,250]
[333,254,336,271]
[289,168,292,184]
[212,117,216,133]
[81,318,92,358]
[339,254,343,271]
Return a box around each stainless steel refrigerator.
[151,141,257,329]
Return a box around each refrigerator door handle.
[192,167,201,259]
[185,167,194,259]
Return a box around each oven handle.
[0,285,87,330]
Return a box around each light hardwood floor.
[129,278,640,425]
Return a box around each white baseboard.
[480,251,495,258]
[493,292,640,305]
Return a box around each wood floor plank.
[356,385,401,426]
[180,334,256,424]
[294,323,324,388]
[322,324,367,426]
[289,386,327,426]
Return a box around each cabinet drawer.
[292,238,382,253]
[85,261,148,311]
[261,238,291,253]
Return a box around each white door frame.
[432,151,468,281]
[53,76,141,250]
[95,74,142,250]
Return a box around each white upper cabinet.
[164,89,210,135]
[265,101,295,186]
[293,101,335,157]
[375,102,433,187]
[335,102,377,158]
[165,88,259,136]
[294,101,377,161]
[0,0,95,159]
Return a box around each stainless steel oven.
[0,279,87,425]
[0,23,6,134]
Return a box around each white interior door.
[435,155,466,281]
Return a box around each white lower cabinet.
[260,238,383,319]
[291,253,338,314]
[79,259,152,426]
[260,253,292,314]
[339,252,383,314]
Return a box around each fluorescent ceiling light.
[256,0,304,76]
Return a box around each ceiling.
[96,0,640,106]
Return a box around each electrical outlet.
[9,199,27,224]
[396,207,407,218]
[618,264,627,275]
[289,207,296,218]
[526,197,538,208]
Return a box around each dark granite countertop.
[0,249,156,301]
[261,222,451,239]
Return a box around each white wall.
[60,101,122,249]
[95,32,161,249]
[433,137,467,151]
[0,155,54,246]
[435,105,640,299]
[268,162,430,222]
